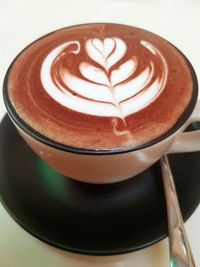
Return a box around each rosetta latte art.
[41,37,168,119]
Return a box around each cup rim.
[3,23,199,155]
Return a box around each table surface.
[0,0,200,266]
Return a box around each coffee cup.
[3,23,200,184]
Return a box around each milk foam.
[40,37,168,118]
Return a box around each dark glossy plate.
[0,115,200,255]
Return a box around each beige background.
[0,0,200,266]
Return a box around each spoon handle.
[160,155,196,267]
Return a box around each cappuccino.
[7,23,193,150]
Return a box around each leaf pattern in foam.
[41,37,168,119]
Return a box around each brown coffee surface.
[7,23,193,150]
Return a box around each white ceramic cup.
[3,40,200,184]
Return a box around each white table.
[0,0,200,266]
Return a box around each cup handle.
[167,99,200,154]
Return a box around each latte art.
[7,23,193,149]
[41,38,168,119]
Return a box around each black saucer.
[0,115,200,255]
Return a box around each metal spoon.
[160,155,196,267]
